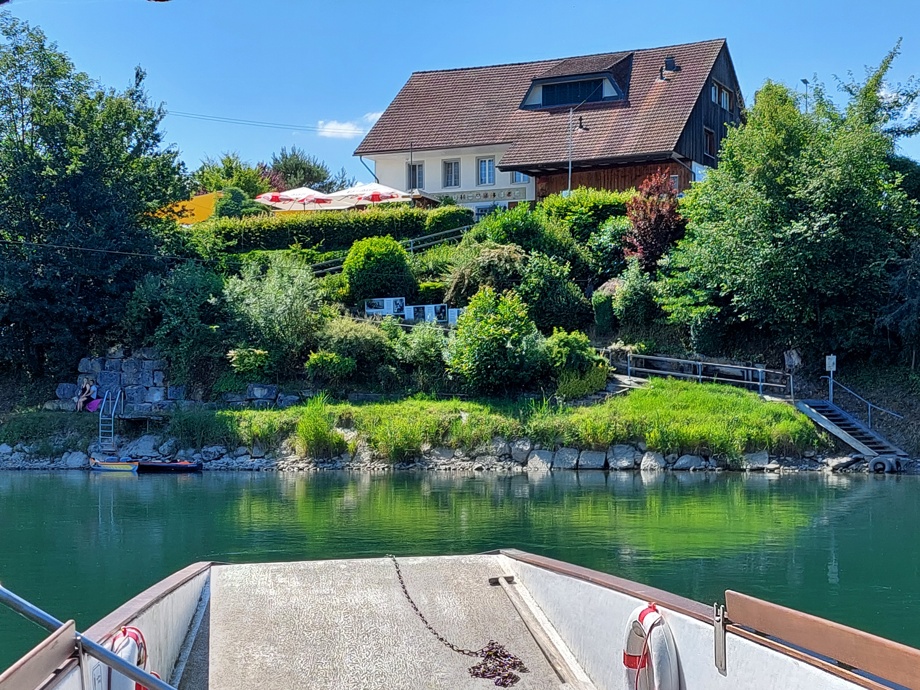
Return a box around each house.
[355,39,743,216]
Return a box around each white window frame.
[477,157,495,186]
[511,171,530,185]
[669,174,680,191]
[407,162,424,190]
[442,159,460,188]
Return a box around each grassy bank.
[159,379,822,461]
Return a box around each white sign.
[825,355,837,373]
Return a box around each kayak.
[136,460,203,474]
[90,458,138,473]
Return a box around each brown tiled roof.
[355,39,727,170]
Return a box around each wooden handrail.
[726,590,920,689]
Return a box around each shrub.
[445,287,547,394]
[320,272,349,303]
[586,215,630,281]
[592,286,616,336]
[518,253,592,333]
[545,329,604,375]
[417,281,447,304]
[305,350,356,387]
[395,322,448,393]
[424,206,474,235]
[612,258,659,340]
[555,364,609,401]
[537,187,634,242]
[342,236,418,304]
[227,348,271,378]
[213,187,267,219]
[294,394,346,459]
[318,317,394,380]
[445,242,526,306]
[410,243,456,282]
[623,171,686,272]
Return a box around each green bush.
[586,215,630,280]
[318,317,394,380]
[417,281,447,304]
[445,242,526,306]
[555,364,609,401]
[424,206,474,235]
[518,253,592,333]
[227,348,271,378]
[446,287,547,394]
[410,243,456,282]
[592,288,616,336]
[320,272,350,303]
[612,258,659,340]
[343,236,418,304]
[305,350,357,387]
[394,322,448,393]
[213,187,267,219]
[536,187,634,242]
[546,329,604,375]
[294,394,346,459]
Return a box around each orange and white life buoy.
[622,603,680,690]
[108,626,159,690]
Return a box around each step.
[797,400,907,457]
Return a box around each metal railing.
[820,376,903,429]
[98,389,123,448]
[310,224,472,276]
[627,353,793,398]
[0,584,178,690]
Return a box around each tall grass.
[293,394,346,459]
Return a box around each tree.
[444,242,526,305]
[213,187,268,219]
[267,146,355,193]
[658,55,917,356]
[517,252,592,333]
[192,152,270,199]
[445,287,547,394]
[878,242,920,368]
[622,171,686,273]
[342,236,417,304]
[0,15,188,378]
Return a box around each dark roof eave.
[355,140,516,157]
[498,151,678,172]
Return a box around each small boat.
[89,457,138,473]
[136,460,203,474]
[2,551,919,689]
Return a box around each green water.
[1,470,919,672]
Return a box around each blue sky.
[7,0,920,182]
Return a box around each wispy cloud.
[317,112,383,139]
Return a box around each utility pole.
[801,78,810,114]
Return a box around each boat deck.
[202,555,591,690]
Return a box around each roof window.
[521,74,624,110]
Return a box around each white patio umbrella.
[255,187,345,212]
[329,183,411,206]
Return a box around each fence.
[626,353,793,397]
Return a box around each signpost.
[826,355,837,403]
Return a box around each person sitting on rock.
[76,379,98,412]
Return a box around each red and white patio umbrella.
[255,186,326,207]
[330,183,411,206]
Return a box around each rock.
[0,444,11,455]
[640,451,667,471]
[825,456,861,471]
[140,359,165,372]
[125,403,153,414]
[122,358,139,375]
[510,438,533,464]
[135,347,161,360]
[222,392,245,403]
[43,399,76,412]
[107,345,126,359]
[526,450,554,472]
[139,371,154,387]
[158,439,177,456]
[201,445,227,462]
[554,447,579,470]
[665,453,679,465]
[90,357,106,374]
[637,441,649,452]
[251,443,266,459]
[803,450,816,458]
[578,450,607,470]
[104,359,122,372]
[56,383,78,400]
[427,447,456,465]
[247,383,279,401]
[766,462,782,471]
[741,450,770,471]
[124,386,145,404]
[277,394,300,409]
[167,385,186,401]
[608,444,639,470]
[96,370,121,391]
[672,454,706,471]
[122,435,161,458]
[153,400,176,412]
[153,371,166,387]
[145,387,166,404]
[78,357,94,374]
[488,437,510,458]
[63,451,89,468]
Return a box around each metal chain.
[387,555,529,687]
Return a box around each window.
[720,88,732,111]
[712,82,733,112]
[442,160,460,188]
[407,162,424,190]
[511,171,530,184]
[477,157,495,186]
[542,79,604,108]
[711,83,718,103]
[704,128,717,159]
[669,174,680,191]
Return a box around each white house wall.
[369,145,535,211]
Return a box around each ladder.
[98,389,122,452]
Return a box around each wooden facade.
[535,162,693,198]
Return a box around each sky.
[5,0,920,183]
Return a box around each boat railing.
[0,583,178,690]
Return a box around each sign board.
[825,355,837,373]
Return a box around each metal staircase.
[797,385,907,458]
[98,389,122,452]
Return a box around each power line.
[166,111,367,136]
[0,238,202,263]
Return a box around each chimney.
[664,55,680,72]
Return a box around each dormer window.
[521,73,624,110]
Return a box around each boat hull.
[90,459,138,473]
[136,461,203,474]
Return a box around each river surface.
[1,470,919,672]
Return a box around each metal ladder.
[98,389,122,452]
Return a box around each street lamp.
[801,78,810,114]
[566,109,589,196]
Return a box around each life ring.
[622,603,680,690]
[108,626,159,690]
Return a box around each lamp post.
[801,78,810,114]
[566,108,589,196]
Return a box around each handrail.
[819,376,903,429]
[0,584,178,690]
[627,353,792,397]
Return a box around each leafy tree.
[193,152,270,199]
[445,242,526,305]
[445,287,547,394]
[586,215,629,282]
[342,236,417,304]
[889,154,920,203]
[878,242,920,368]
[317,316,393,382]
[0,15,188,378]
[659,53,917,356]
[518,253,592,333]
[622,171,686,273]
[392,321,448,393]
[612,258,659,341]
[266,146,355,193]
[213,187,268,219]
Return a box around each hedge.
[537,187,634,242]
[184,205,473,254]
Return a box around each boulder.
[640,451,667,472]
[488,437,510,458]
[121,358,139,376]
[78,358,94,374]
[825,456,861,471]
[277,394,300,409]
[145,387,166,404]
[247,383,279,401]
[122,435,161,458]
[168,386,187,401]
[124,386,145,404]
[578,450,607,470]
[63,451,89,468]
[0,444,11,455]
[222,392,245,403]
[90,357,106,374]
[554,447,579,470]
[201,446,227,462]
[251,443,266,459]
[139,371,154,387]
[741,450,770,471]
[153,371,166,387]
[672,454,707,471]
[96,371,121,390]
[106,345,126,359]
[426,447,456,465]
[142,359,167,372]
[43,399,76,412]
[104,359,122,372]
[56,383,78,400]
[506,438,531,465]
[608,444,639,470]
[158,438,178,456]
[153,400,176,412]
[526,450,554,472]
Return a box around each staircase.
[98,389,122,452]
[796,399,907,458]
